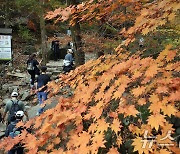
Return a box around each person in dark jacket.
[35,66,51,115]
[27,54,40,88]
[51,35,60,61]
[5,111,24,154]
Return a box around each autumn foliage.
[1,44,179,153]
[0,0,180,154]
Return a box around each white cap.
[11,91,18,97]
[16,111,24,117]
[68,49,73,53]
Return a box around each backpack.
[63,59,71,66]
[9,100,20,121]
[9,123,23,138]
[27,60,34,71]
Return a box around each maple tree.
[0,0,180,154]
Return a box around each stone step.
[46,60,64,67]
[47,67,63,71]
[47,67,58,72]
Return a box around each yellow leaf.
[149,101,163,114]
[147,114,166,131]
[111,119,122,134]
[116,135,122,147]
[161,104,177,116]
[132,137,150,154]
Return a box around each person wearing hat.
[2,92,29,125]
[5,111,25,154]
[63,49,74,73]
[5,111,24,137]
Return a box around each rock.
[7,72,27,78]
[27,104,39,119]
[47,67,57,72]
[21,90,31,101]
[2,84,19,93]
[9,86,19,94]
[2,84,9,92]
[0,122,6,138]
[25,105,31,110]
[22,76,31,85]
[15,69,21,73]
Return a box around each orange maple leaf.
[132,71,143,80]
[96,118,109,133]
[166,50,177,62]
[149,94,159,103]
[161,104,177,117]
[145,64,159,78]
[154,149,172,154]
[138,98,147,106]
[132,86,146,97]
[88,123,97,133]
[112,84,126,100]
[111,119,122,134]
[156,86,168,94]
[116,135,122,147]
[147,114,166,130]
[168,90,180,101]
[88,105,103,120]
[91,132,106,151]
[107,147,119,154]
[149,101,163,114]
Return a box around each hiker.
[35,66,51,115]
[2,91,29,125]
[5,111,24,154]
[63,49,74,73]
[27,53,40,88]
[51,34,60,61]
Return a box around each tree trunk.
[71,23,85,66]
[67,0,85,66]
[39,0,47,65]
[4,0,9,28]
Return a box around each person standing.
[51,35,60,61]
[5,111,25,154]
[63,49,74,73]
[2,92,29,125]
[35,66,51,115]
[27,54,40,88]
